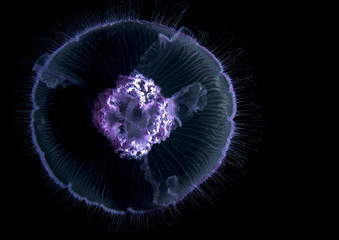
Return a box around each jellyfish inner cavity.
[92,72,207,160]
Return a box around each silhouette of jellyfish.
[31,13,236,216]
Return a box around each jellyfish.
[30,2,238,229]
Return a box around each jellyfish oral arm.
[170,82,207,126]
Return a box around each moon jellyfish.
[30,2,239,230]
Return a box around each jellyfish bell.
[29,2,240,231]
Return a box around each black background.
[5,0,315,238]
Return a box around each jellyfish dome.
[31,20,236,213]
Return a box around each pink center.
[91,73,176,159]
